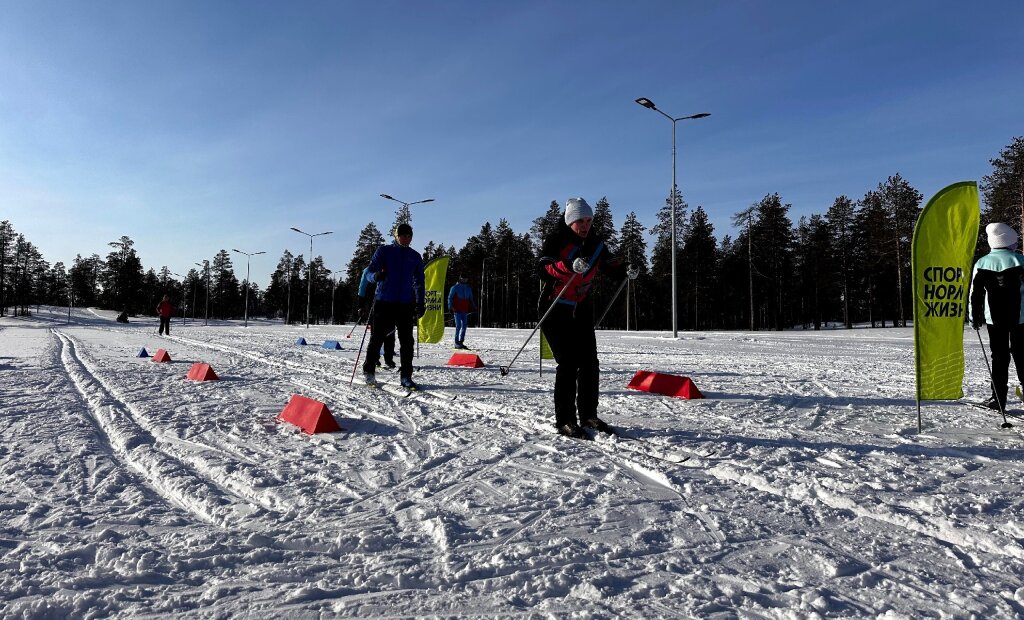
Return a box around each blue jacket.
[367,241,425,306]
[358,267,375,298]
[447,282,476,313]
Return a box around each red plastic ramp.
[152,349,172,363]
[626,370,703,399]
[277,394,344,434]
[186,363,219,381]
[447,353,485,368]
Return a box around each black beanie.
[396,223,413,237]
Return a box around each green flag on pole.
[912,181,979,408]
[418,256,449,344]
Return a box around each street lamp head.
[290,227,305,234]
[689,113,711,119]
[231,249,241,254]
[416,199,435,205]
[635,97,657,110]
[254,251,266,256]
[380,194,395,201]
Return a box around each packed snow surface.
[3,307,1024,618]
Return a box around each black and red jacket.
[536,224,625,309]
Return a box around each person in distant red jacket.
[157,295,175,336]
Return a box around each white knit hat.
[564,197,593,225]
[986,222,1018,248]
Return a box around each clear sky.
[1,0,1021,288]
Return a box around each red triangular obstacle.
[277,394,343,434]
[152,349,171,363]
[186,363,219,381]
[626,370,703,399]
[447,353,485,368]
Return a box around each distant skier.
[969,222,1024,410]
[537,197,634,439]
[156,295,174,336]
[358,266,396,369]
[362,223,425,390]
[447,274,477,349]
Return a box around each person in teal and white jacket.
[969,222,1024,410]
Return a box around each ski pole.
[345,310,363,338]
[499,272,578,377]
[349,299,377,385]
[975,327,1013,429]
[595,276,629,329]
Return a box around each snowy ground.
[3,306,1024,618]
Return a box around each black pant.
[986,323,1024,405]
[541,303,599,427]
[359,300,394,363]
[158,317,171,335]
[362,301,415,378]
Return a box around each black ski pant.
[541,303,599,427]
[362,301,415,378]
[158,316,171,335]
[985,323,1024,406]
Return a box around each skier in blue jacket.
[969,222,1024,410]
[361,223,425,389]
[447,274,476,349]
[358,266,395,369]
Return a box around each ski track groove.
[168,331,718,549]
[707,461,1024,562]
[59,329,324,521]
[54,329,258,527]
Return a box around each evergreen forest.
[3,137,1022,332]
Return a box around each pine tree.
[390,204,412,235]
[749,194,794,331]
[592,197,618,252]
[981,136,1024,235]
[731,205,757,330]
[877,174,923,327]
[855,189,892,327]
[530,201,563,254]
[826,196,857,328]
[681,206,717,330]
[100,236,144,315]
[210,249,239,319]
[794,215,832,329]
[457,223,496,326]
[609,212,648,330]
[0,221,13,316]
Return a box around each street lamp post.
[285,256,293,325]
[172,273,186,325]
[481,257,487,328]
[380,194,435,212]
[195,262,210,326]
[326,269,337,326]
[231,249,265,328]
[635,97,709,338]
[290,227,333,328]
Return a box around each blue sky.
[1,1,1021,288]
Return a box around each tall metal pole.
[196,261,209,326]
[173,273,186,325]
[635,98,709,338]
[291,228,333,329]
[671,118,678,337]
[232,249,265,328]
[286,258,292,324]
[481,258,487,328]
[329,272,336,325]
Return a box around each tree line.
[3,137,1022,331]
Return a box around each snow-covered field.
[3,306,1024,618]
